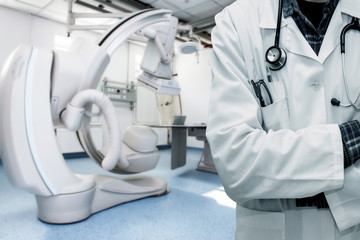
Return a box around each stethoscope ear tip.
[331,98,341,106]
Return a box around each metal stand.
[36,175,168,224]
[187,127,217,173]
[151,125,217,172]
[196,140,216,173]
[170,127,187,169]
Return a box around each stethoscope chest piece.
[265,0,287,71]
[265,45,287,70]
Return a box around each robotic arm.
[51,9,177,124]
[137,16,180,95]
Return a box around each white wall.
[174,47,212,148]
[100,41,135,143]
[0,5,213,150]
[0,6,31,68]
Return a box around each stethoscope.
[265,0,360,110]
[265,0,287,71]
[331,17,360,110]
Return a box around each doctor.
[207,0,360,239]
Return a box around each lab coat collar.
[259,0,358,29]
[317,0,359,62]
[285,17,319,60]
[317,3,343,63]
[340,0,360,19]
[258,0,315,60]
[259,0,358,63]
[259,0,286,29]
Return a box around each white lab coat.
[207,0,360,239]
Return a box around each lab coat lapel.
[284,0,360,63]
[284,18,318,60]
[259,0,317,61]
[259,0,278,29]
[260,0,357,63]
[340,0,360,19]
[319,0,360,63]
[317,2,342,64]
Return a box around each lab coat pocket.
[236,204,285,240]
[261,98,290,131]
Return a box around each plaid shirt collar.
[283,0,339,19]
[282,0,339,55]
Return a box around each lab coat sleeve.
[325,163,360,231]
[206,11,344,203]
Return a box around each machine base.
[36,174,168,224]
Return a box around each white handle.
[61,89,129,171]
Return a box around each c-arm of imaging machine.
[0,9,178,224]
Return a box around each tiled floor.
[0,148,236,240]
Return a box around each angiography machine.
[0,8,180,224]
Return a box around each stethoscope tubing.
[339,17,360,111]
[266,1,360,111]
[274,0,283,47]
[341,17,360,54]
[265,0,286,71]
[341,53,360,110]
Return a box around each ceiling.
[0,0,236,42]
[126,0,236,32]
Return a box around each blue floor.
[0,148,236,240]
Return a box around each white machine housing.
[137,15,180,95]
[0,9,177,224]
[120,125,160,173]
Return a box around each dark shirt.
[283,0,339,55]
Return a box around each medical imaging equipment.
[137,16,180,95]
[177,24,203,55]
[0,9,178,224]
